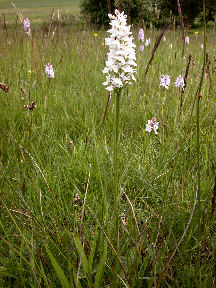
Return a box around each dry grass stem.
[179,54,192,114]
[40,189,43,218]
[80,165,91,238]
[121,186,140,236]
[10,1,23,23]
[177,0,185,58]
[0,206,33,219]
[101,92,111,131]
[144,21,169,77]
[104,262,129,288]
[210,176,216,220]
[76,242,85,288]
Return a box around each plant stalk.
[114,88,121,242]
[113,88,121,286]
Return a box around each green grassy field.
[0,5,216,287]
[0,0,81,23]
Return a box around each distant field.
[0,0,81,23]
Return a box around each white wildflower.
[145,38,151,46]
[102,10,137,92]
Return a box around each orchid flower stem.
[162,93,166,141]
[113,88,121,284]
[174,89,180,133]
[27,40,31,142]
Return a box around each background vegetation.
[80,0,216,27]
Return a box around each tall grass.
[0,13,215,287]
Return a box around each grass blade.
[45,245,70,288]
[73,235,93,287]
[94,242,107,288]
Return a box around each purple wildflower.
[145,117,159,134]
[174,75,185,89]
[45,63,54,78]
[138,28,144,41]
[160,75,170,89]
[140,45,144,52]
[23,18,31,36]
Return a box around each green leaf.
[45,245,70,288]
[89,231,98,271]
[94,242,107,288]
[73,235,93,287]
[40,261,52,288]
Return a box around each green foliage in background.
[159,0,216,25]
[80,0,115,26]
[80,0,150,26]
[80,0,216,27]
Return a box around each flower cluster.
[138,28,144,41]
[45,63,55,78]
[23,18,31,36]
[145,117,159,134]
[174,75,185,89]
[140,45,144,52]
[159,75,170,89]
[102,10,137,92]
[160,75,185,90]
[185,36,189,45]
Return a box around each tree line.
[80,0,216,27]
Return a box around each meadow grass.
[0,11,216,287]
[0,0,81,23]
